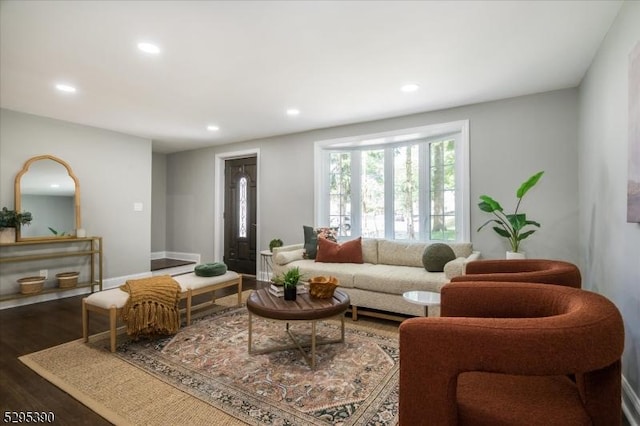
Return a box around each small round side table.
[260,249,273,281]
[402,290,441,317]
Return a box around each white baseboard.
[623,375,640,426]
[150,251,200,263]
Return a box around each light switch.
[134,202,143,211]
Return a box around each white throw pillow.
[273,249,305,265]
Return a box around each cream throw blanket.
[120,275,181,338]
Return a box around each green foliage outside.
[328,138,456,241]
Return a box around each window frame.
[314,120,470,242]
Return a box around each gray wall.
[578,0,640,411]
[151,152,167,252]
[0,109,152,285]
[166,88,579,264]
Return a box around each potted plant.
[0,207,33,243]
[269,238,283,252]
[477,171,544,258]
[273,266,303,300]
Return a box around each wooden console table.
[0,237,103,301]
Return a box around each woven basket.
[56,271,79,288]
[309,276,339,299]
[18,276,45,294]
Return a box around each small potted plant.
[273,266,303,301]
[0,207,33,243]
[477,171,544,258]
[269,238,283,252]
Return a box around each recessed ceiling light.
[55,84,76,93]
[207,125,219,131]
[286,108,300,116]
[137,42,161,54]
[50,184,60,188]
[401,83,420,93]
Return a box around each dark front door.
[224,157,257,275]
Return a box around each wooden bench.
[82,271,242,352]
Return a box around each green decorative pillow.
[422,243,456,272]
[303,226,338,259]
[303,226,318,259]
[194,262,228,277]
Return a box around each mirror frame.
[14,155,81,241]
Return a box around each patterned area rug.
[113,306,399,425]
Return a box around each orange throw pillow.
[315,237,364,263]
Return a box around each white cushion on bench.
[84,288,129,309]
[84,271,241,309]
[174,271,239,291]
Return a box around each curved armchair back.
[451,259,581,288]
[399,282,624,426]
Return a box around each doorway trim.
[214,148,261,276]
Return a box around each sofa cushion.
[361,238,378,264]
[448,243,473,258]
[316,237,364,263]
[422,243,456,272]
[353,264,448,294]
[280,259,361,288]
[377,240,427,267]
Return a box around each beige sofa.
[272,239,480,320]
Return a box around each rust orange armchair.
[399,282,624,426]
[451,259,581,288]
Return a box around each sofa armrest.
[444,251,481,280]
[273,248,306,266]
[466,251,481,262]
[272,243,304,255]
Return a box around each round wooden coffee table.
[246,288,350,368]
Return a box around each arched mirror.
[14,155,81,241]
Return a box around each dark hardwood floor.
[150,258,196,271]
[0,276,261,425]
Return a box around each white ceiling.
[0,1,622,154]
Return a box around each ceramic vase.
[506,251,526,260]
[0,227,16,244]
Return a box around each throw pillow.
[194,262,228,277]
[303,226,338,259]
[422,243,456,272]
[316,237,364,263]
[303,225,318,259]
[273,249,305,266]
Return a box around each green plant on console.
[269,238,283,252]
[273,266,303,289]
[477,171,544,253]
[0,207,33,229]
[48,227,69,237]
